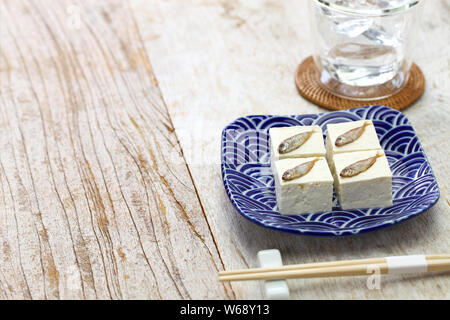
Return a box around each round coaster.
[295,56,425,111]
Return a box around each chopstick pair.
[218,254,450,282]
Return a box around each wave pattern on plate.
[221,106,440,236]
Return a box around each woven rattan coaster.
[295,56,425,111]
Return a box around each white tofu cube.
[273,157,333,215]
[326,120,382,174]
[326,119,381,154]
[332,150,393,210]
[269,126,326,167]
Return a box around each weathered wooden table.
[0,0,448,299]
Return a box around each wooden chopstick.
[218,256,450,282]
[219,254,450,276]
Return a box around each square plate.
[221,105,440,236]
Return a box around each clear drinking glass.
[309,0,422,100]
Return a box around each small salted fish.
[335,121,371,147]
[282,158,320,181]
[278,130,313,154]
[340,152,384,178]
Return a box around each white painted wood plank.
[132,0,450,299]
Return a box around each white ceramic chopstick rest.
[257,249,290,300]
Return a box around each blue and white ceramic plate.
[221,105,440,236]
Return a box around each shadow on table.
[230,202,440,264]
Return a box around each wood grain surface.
[131,0,450,299]
[0,0,234,299]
